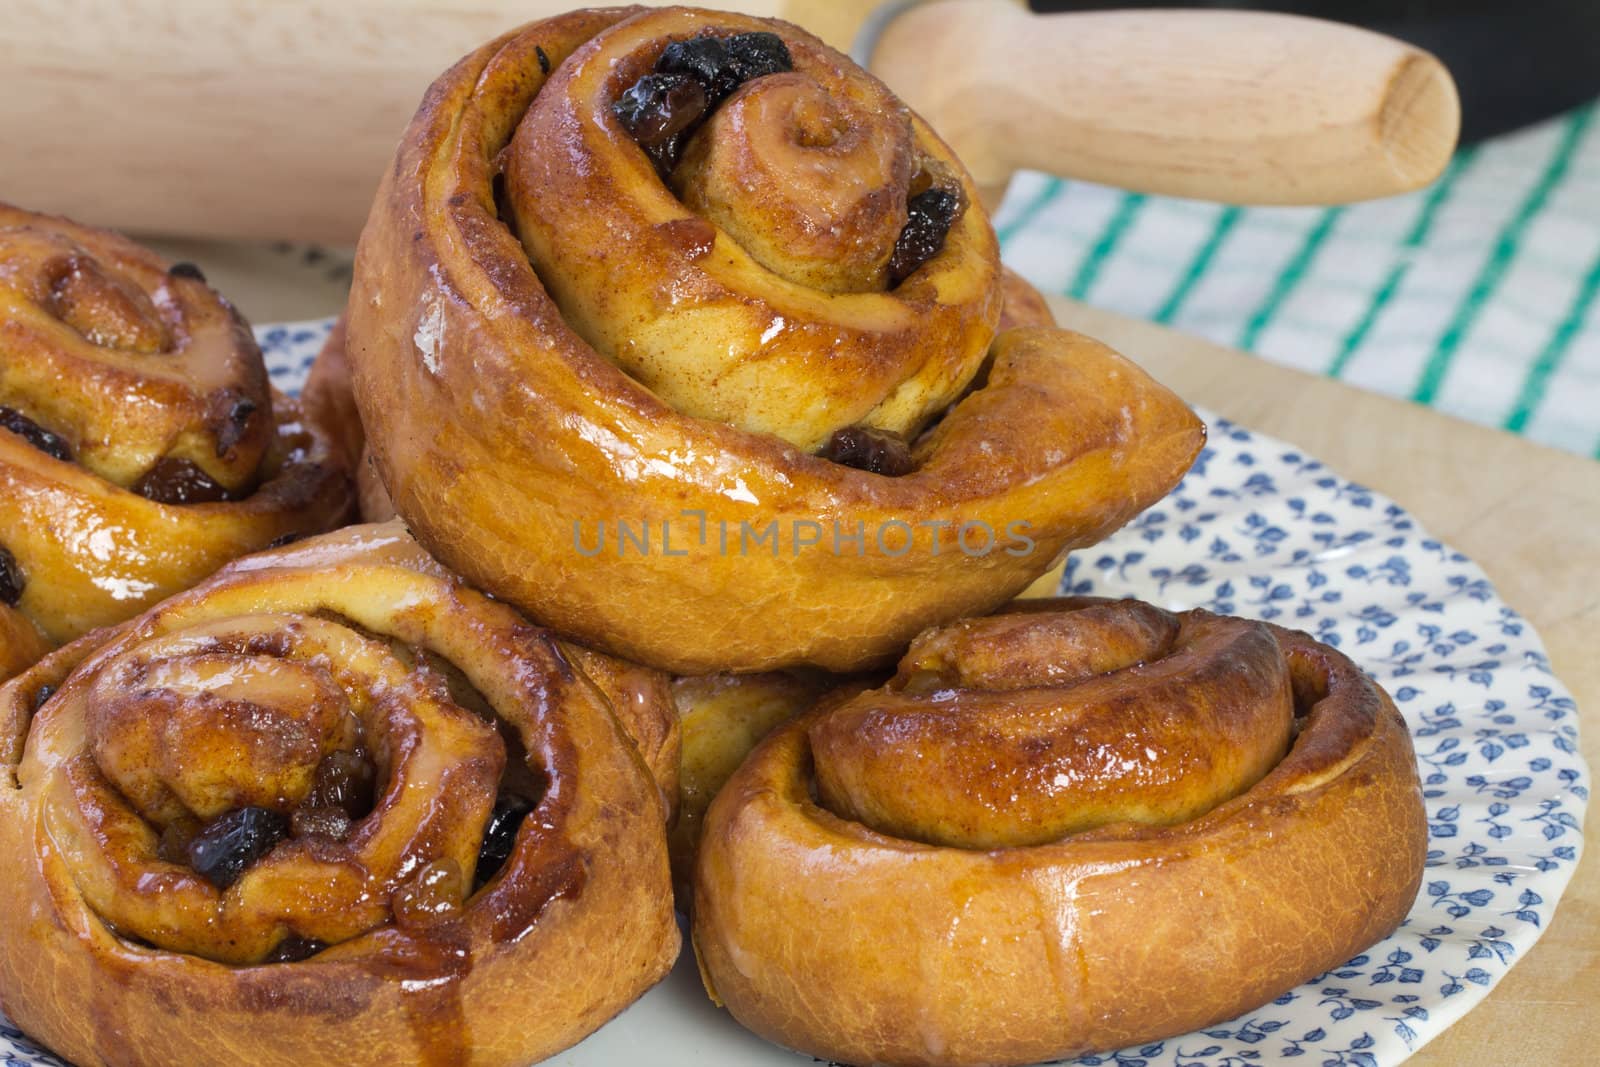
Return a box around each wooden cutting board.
[1041,296,1598,1067]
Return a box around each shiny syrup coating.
[0,205,354,656]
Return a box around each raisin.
[657,34,740,103]
[474,791,535,887]
[132,457,233,505]
[186,807,289,889]
[0,406,73,462]
[304,748,377,820]
[724,31,791,82]
[0,546,23,607]
[167,262,207,283]
[657,31,791,106]
[617,30,792,174]
[613,73,708,172]
[33,685,53,710]
[291,805,353,840]
[535,45,551,76]
[393,858,465,929]
[818,426,915,476]
[888,188,963,285]
[211,390,259,458]
[264,935,328,963]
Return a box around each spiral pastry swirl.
[693,598,1427,1067]
[0,523,679,1067]
[0,205,353,671]
[346,5,1203,674]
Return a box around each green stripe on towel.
[996,178,1064,246]
[1068,192,1147,301]
[1504,245,1600,433]
[1154,206,1242,325]
[1411,106,1596,405]
[1329,150,1478,379]
[1237,207,1345,352]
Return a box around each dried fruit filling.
[613,30,792,173]
[888,187,963,285]
[609,29,964,292]
[169,742,536,920]
[0,406,74,463]
[475,790,536,888]
[818,425,915,477]
[0,546,23,607]
[186,806,290,890]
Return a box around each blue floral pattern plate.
[0,320,1585,1067]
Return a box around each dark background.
[1030,0,1600,142]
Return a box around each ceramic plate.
[1,320,1586,1067]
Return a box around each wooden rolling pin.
[0,0,1458,242]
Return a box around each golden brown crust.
[298,316,364,473]
[0,606,49,681]
[345,7,1203,674]
[672,69,914,294]
[0,204,354,662]
[503,10,997,448]
[563,641,681,819]
[997,266,1057,331]
[692,598,1427,1066]
[667,670,860,898]
[315,274,1052,534]
[301,318,397,523]
[355,444,398,523]
[0,522,679,1067]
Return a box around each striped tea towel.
[993,102,1600,460]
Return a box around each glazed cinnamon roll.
[346,6,1203,674]
[668,669,846,896]
[302,317,396,522]
[693,598,1427,1067]
[0,522,679,1067]
[0,205,353,675]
